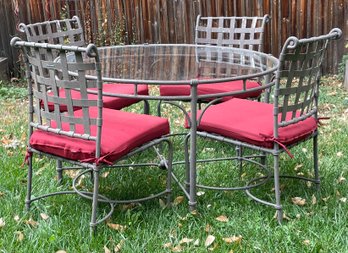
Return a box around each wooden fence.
[1,0,347,76]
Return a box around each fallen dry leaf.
[173,196,185,206]
[179,238,194,245]
[0,218,5,228]
[25,218,38,227]
[337,175,346,183]
[159,198,166,208]
[40,213,49,220]
[15,231,24,242]
[171,245,183,252]
[311,195,317,205]
[163,242,172,248]
[322,196,330,202]
[222,235,243,244]
[56,251,67,253]
[106,223,126,232]
[215,215,229,223]
[121,203,140,211]
[104,245,111,253]
[101,171,110,178]
[14,215,20,222]
[339,197,347,203]
[0,192,4,197]
[292,197,306,206]
[197,191,205,196]
[273,211,291,221]
[114,240,125,252]
[169,229,177,239]
[194,239,200,246]
[336,151,343,157]
[303,239,310,245]
[64,169,80,178]
[205,224,212,233]
[204,235,215,247]
[294,164,303,171]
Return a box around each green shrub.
[338,43,348,81]
[0,80,27,99]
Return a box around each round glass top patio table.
[93,44,279,211]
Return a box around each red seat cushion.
[192,98,317,148]
[47,83,148,112]
[160,80,261,101]
[29,108,170,164]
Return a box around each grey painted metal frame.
[19,16,150,183]
[191,28,342,222]
[195,15,270,51]
[19,16,85,47]
[157,14,270,115]
[10,38,173,234]
[80,44,279,212]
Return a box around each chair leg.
[143,100,150,115]
[156,100,162,117]
[184,134,190,193]
[313,134,320,190]
[166,141,174,206]
[90,169,100,235]
[273,153,283,224]
[56,160,63,184]
[235,146,243,177]
[25,155,33,211]
[260,151,267,167]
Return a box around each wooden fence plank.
[0,0,346,76]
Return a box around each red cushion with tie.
[160,80,261,101]
[191,98,317,148]
[29,107,170,164]
[47,83,148,112]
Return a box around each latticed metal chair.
[19,16,149,113]
[186,28,342,222]
[159,15,270,103]
[19,16,150,182]
[11,37,173,233]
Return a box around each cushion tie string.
[80,155,113,166]
[260,134,294,158]
[316,117,330,126]
[22,149,33,167]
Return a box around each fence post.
[344,60,348,90]
[0,57,8,80]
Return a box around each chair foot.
[56,160,63,184]
[143,100,150,115]
[90,224,97,237]
[25,201,31,211]
[275,208,283,224]
[158,159,168,170]
[189,201,197,212]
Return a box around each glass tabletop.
[95,44,279,84]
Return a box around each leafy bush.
[338,43,348,81]
[0,80,27,99]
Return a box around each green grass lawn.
[0,76,347,252]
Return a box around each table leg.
[189,83,198,211]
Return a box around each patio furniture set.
[10,15,342,233]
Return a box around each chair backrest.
[10,37,103,157]
[195,15,270,51]
[19,16,85,47]
[274,28,342,131]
